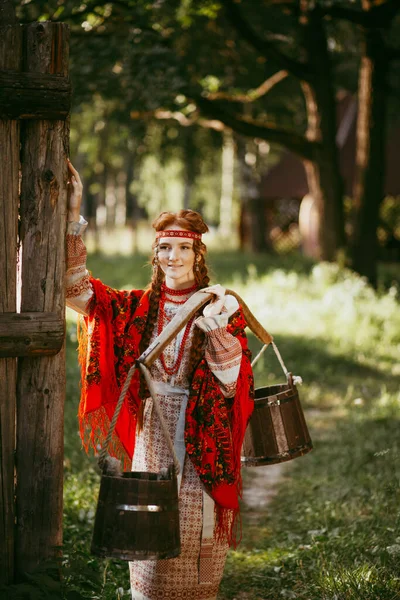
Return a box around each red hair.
[152,210,209,235]
[138,210,211,408]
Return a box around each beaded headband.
[155,230,202,241]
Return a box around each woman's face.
[157,227,196,288]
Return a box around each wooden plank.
[0,71,70,91]
[0,312,64,357]
[0,71,71,120]
[15,21,70,576]
[0,19,22,585]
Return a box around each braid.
[138,209,213,408]
[139,252,163,358]
[137,255,163,424]
[187,239,210,380]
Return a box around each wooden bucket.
[91,464,180,560]
[91,362,183,561]
[242,373,313,466]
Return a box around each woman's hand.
[66,159,83,222]
[200,284,226,317]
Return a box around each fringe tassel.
[76,280,132,472]
[214,504,242,549]
[79,405,131,471]
[216,355,253,547]
[231,357,253,488]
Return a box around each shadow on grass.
[220,411,400,600]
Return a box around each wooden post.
[0,4,21,584]
[0,313,64,358]
[15,22,70,575]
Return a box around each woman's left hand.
[200,285,226,317]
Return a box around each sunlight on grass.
[318,563,400,599]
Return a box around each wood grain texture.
[15,21,70,576]
[0,21,21,586]
[0,312,64,357]
[91,468,180,561]
[0,71,71,119]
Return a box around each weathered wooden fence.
[0,3,70,584]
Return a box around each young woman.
[66,159,254,600]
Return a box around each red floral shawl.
[77,276,254,545]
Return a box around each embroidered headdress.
[155,230,202,240]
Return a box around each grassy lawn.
[7,250,397,599]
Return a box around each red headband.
[155,230,202,241]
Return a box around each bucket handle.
[225,289,301,386]
[251,341,288,375]
[251,343,301,388]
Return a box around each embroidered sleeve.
[195,295,242,397]
[66,216,93,316]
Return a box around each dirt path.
[241,410,317,514]
[242,461,292,517]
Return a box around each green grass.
[59,252,400,599]
[221,402,400,600]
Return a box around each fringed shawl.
[77,276,254,546]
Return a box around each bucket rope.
[251,342,303,386]
[138,363,181,475]
[98,361,181,474]
[98,362,138,470]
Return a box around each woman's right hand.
[67,159,83,222]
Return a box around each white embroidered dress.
[66,219,243,600]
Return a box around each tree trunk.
[124,147,141,253]
[237,137,270,253]
[219,129,235,238]
[212,1,345,259]
[351,27,388,286]
[16,21,69,576]
[301,10,345,260]
[0,16,21,586]
[182,129,196,210]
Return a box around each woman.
[66,159,254,600]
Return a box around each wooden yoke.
[139,289,273,368]
[103,289,272,470]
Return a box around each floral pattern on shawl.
[185,309,254,522]
[77,278,254,544]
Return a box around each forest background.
[3,1,400,599]
[15,0,400,287]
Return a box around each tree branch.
[130,109,225,131]
[130,97,315,160]
[220,0,311,81]
[194,96,315,160]
[206,70,289,103]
